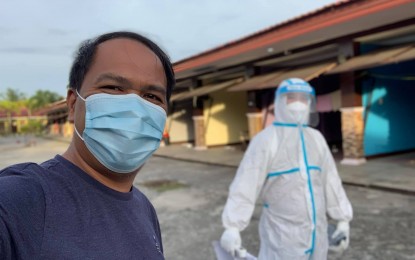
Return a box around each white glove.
[220,227,242,256]
[329,221,350,254]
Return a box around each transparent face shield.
[274,91,319,126]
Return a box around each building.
[0,107,47,135]
[169,0,415,164]
[38,99,74,138]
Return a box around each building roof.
[174,0,353,65]
[174,0,415,80]
[34,99,67,115]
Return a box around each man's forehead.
[86,38,167,87]
[96,38,157,59]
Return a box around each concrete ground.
[139,156,415,260]
[0,135,68,169]
[1,136,415,259]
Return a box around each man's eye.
[101,86,123,91]
[144,93,162,102]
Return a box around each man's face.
[67,38,167,174]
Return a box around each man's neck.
[62,142,137,193]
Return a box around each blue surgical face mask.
[74,90,167,173]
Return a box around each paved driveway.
[139,156,415,260]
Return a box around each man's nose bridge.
[126,89,141,97]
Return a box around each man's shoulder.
[0,162,43,182]
[0,157,62,205]
[0,162,45,192]
[0,163,47,221]
[0,157,59,182]
[0,163,49,259]
[132,188,156,209]
[1,155,64,176]
[132,188,159,218]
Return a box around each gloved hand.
[329,221,350,254]
[220,227,242,256]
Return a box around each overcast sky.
[0,0,337,97]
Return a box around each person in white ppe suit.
[220,78,353,259]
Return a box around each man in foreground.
[0,31,174,259]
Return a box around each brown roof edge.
[228,61,336,92]
[172,78,243,102]
[35,99,68,115]
[173,0,357,67]
[174,0,412,73]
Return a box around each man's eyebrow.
[95,73,133,87]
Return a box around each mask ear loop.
[73,88,86,141]
[74,125,85,141]
[76,88,86,101]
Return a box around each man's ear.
[66,88,77,123]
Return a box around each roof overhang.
[228,61,336,92]
[174,0,415,80]
[171,78,243,102]
[327,44,415,74]
[36,99,67,115]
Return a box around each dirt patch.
[140,179,188,192]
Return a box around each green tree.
[0,99,23,134]
[0,88,63,134]
[0,88,26,102]
[28,90,63,110]
[0,88,27,133]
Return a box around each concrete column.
[246,112,263,139]
[340,72,362,108]
[339,71,366,165]
[192,115,207,150]
[340,106,366,165]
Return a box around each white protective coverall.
[222,78,353,259]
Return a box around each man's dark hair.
[69,31,175,101]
